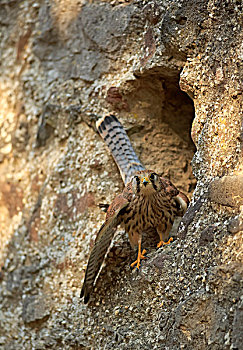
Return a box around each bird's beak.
[142,177,150,187]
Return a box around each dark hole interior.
[118,73,196,197]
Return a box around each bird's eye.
[134,176,140,183]
[150,173,157,181]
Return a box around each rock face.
[0,0,242,349]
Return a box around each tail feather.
[96,115,145,184]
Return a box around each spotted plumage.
[80,115,189,303]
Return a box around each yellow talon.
[131,247,147,270]
[157,237,173,248]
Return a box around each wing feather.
[80,200,129,303]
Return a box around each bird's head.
[131,170,164,196]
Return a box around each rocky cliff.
[0,0,242,349]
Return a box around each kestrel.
[80,115,189,303]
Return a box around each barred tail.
[96,115,145,184]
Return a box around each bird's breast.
[121,193,175,234]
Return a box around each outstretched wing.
[80,195,129,304]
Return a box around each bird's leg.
[130,238,146,270]
[157,232,173,248]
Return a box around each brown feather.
[80,199,129,303]
[81,116,189,302]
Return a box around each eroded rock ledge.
[0,0,242,349]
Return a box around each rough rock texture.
[0,0,242,349]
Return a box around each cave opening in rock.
[123,72,196,196]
